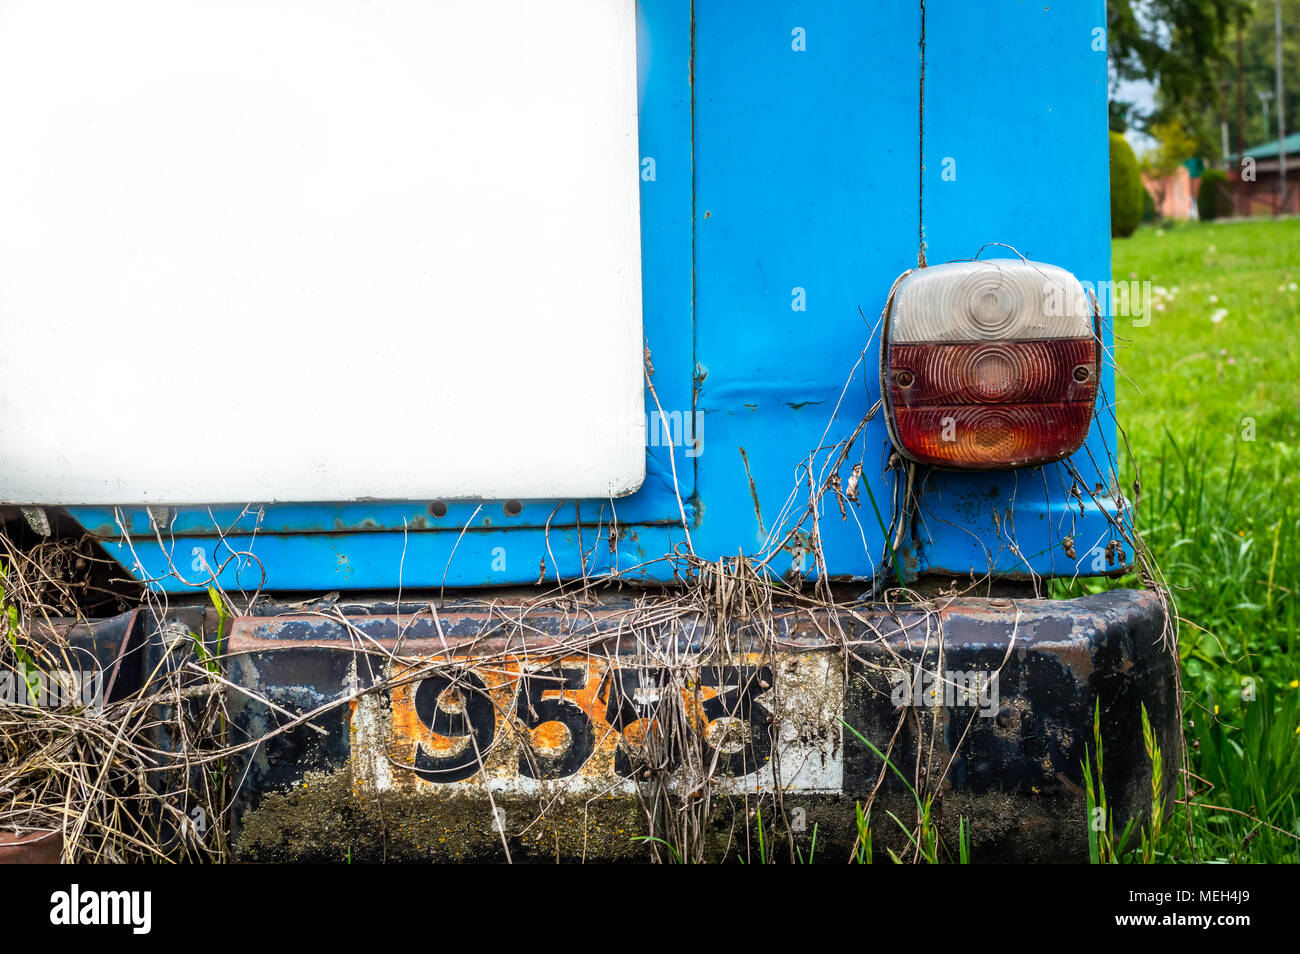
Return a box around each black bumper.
[198,587,1179,863]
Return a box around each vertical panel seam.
[918,0,927,268]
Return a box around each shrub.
[1198,168,1232,221]
[1110,131,1144,238]
[1142,187,1157,223]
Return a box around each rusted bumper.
[219,588,1177,862]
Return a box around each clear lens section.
[889,259,1092,343]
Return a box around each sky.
[1115,77,1158,155]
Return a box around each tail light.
[881,259,1099,469]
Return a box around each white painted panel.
[0,0,644,504]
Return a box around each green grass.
[1109,218,1300,863]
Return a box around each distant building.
[1141,163,1196,220]
[1227,132,1300,215]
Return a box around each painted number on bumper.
[350,654,844,795]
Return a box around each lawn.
[1110,218,1300,862]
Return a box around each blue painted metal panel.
[71,0,1129,593]
[688,0,915,580]
[915,0,1126,580]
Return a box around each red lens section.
[887,338,1097,468]
[889,339,1097,406]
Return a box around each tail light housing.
[881,259,1100,469]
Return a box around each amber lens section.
[888,338,1097,468]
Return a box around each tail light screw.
[1072,365,1091,383]
[895,370,915,388]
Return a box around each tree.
[1108,0,1251,149]
[1134,0,1297,166]
[1238,0,1300,149]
